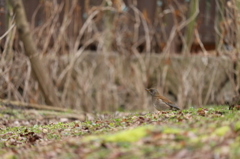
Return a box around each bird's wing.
[158,95,173,103]
[155,95,180,110]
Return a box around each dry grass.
[0,51,237,112]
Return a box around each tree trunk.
[182,0,199,54]
[9,0,61,107]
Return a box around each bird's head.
[145,88,159,96]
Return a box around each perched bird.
[146,88,180,111]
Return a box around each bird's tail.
[167,103,180,110]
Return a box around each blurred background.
[0,0,239,112]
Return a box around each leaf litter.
[0,104,240,158]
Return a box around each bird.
[228,95,240,110]
[146,88,180,111]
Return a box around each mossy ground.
[0,105,240,159]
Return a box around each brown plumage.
[146,88,180,111]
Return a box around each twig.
[194,29,208,55]
[163,1,199,54]
[203,63,218,104]
[131,5,151,53]
[0,23,15,40]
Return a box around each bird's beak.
[145,88,149,92]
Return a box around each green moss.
[162,127,182,134]
[105,126,153,142]
[234,121,240,131]
[212,126,230,136]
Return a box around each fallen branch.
[1,99,72,112]
[0,99,85,121]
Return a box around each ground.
[0,104,240,159]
